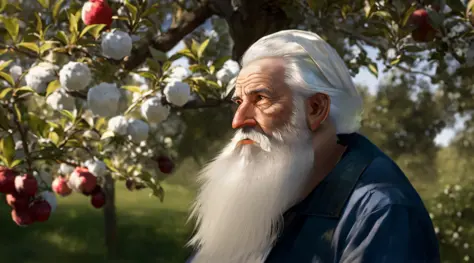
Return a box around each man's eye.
[234,99,243,105]
[256,95,267,102]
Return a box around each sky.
[163,20,464,147]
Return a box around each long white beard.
[188,99,315,263]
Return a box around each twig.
[8,104,33,174]
[394,64,435,78]
[125,0,213,70]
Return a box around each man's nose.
[232,103,257,129]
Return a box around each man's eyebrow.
[232,87,273,101]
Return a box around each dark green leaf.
[17,42,40,54]
[402,4,417,27]
[149,46,168,62]
[56,31,69,45]
[370,11,392,21]
[213,56,231,69]
[52,0,65,22]
[141,4,160,17]
[125,0,138,23]
[0,106,10,130]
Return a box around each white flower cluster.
[216,59,240,86]
[141,96,170,124]
[107,115,150,143]
[25,62,58,93]
[101,30,133,60]
[59,61,92,91]
[164,80,191,107]
[87,82,122,117]
[84,159,107,177]
[46,89,75,111]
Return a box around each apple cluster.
[0,167,52,226]
[52,167,106,209]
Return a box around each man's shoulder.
[345,156,426,217]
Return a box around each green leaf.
[34,13,43,37]
[206,80,221,89]
[189,64,209,73]
[466,0,474,17]
[177,49,197,61]
[1,16,20,42]
[68,9,80,34]
[390,57,401,65]
[403,45,425,53]
[52,0,65,22]
[152,186,165,202]
[103,158,119,173]
[14,86,35,96]
[49,131,60,145]
[59,110,75,122]
[36,0,49,8]
[40,41,57,55]
[80,24,106,39]
[426,9,443,29]
[213,56,231,69]
[27,113,48,137]
[0,106,10,130]
[0,49,8,56]
[0,135,15,166]
[149,46,168,62]
[191,39,199,56]
[122,85,142,93]
[370,11,392,21]
[10,159,23,168]
[368,63,378,78]
[0,0,7,12]
[197,38,210,59]
[101,130,115,140]
[0,88,13,99]
[55,31,69,45]
[0,72,14,87]
[125,0,138,23]
[46,79,61,96]
[0,60,13,71]
[17,42,40,54]
[141,4,160,17]
[402,4,417,27]
[137,71,157,80]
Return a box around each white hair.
[240,30,363,134]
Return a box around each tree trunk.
[103,174,118,260]
[209,0,294,61]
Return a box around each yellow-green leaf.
[46,79,61,96]
[52,0,65,22]
[17,42,40,54]
[10,159,23,168]
[40,41,57,55]
[36,0,50,9]
[0,0,7,12]
[0,135,15,166]
[34,13,43,37]
[368,63,378,78]
[56,30,69,45]
[0,49,8,56]
[177,49,197,61]
[122,85,142,93]
[0,72,14,87]
[197,38,210,59]
[402,3,417,27]
[370,11,392,21]
[125,0,138,23]
[0,60,13,71]
[80,24,106,39]
[191,39,199,56]
[0,88,13,99]
[49,131,60,145]
[468,0,474,18]
[149,46,168,62]
[101,130,115,140]
[1,16,20,42]
[68,9,80,34]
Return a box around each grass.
[0,182,196,263]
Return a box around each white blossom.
[168,66,192,81]
[40,191,57,213]
[216,59,240,86]
[127,119,149,143]
[141,96,170,124]
[108,115,129,135]
[101,30,133,60]
[59,61,92,91]
[59,163,75,175]
[46,89,76,111]
[9,65,23,81]
[85,159,107,177]
[222,59,240,76]
[87,82,121,117]
[25,62,58,93]
[163,80,191,107]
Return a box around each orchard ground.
[0,180,195,263]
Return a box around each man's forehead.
[234,58,286,93]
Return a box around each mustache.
[232,127,272,152]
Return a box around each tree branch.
[124,1,214,70]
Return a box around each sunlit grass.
[0,182,195,263]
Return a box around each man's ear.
[306,93,331,131]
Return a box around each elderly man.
[186,30,440,263]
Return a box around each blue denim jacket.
[187,133,440,263]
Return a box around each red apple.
[71,167,97,193]
[410,9,437,42]
[157,156,174,174]
[81,0,113,28]
[11,209,34,226]
[30,200,52,222]
[52,177,72,197]
[83,185,102,196]
[15,174,38,197]
[90,190,106,209]
[0,167,16,194]
[6,192,30,210]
